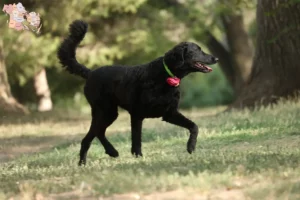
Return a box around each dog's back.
[84,65,139,108]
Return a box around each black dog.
[57,20,218,165]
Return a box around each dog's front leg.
[131,117,144,157]
[163,110,198,154]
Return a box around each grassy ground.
[1,102,300,200]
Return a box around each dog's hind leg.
[95,105,119,158]
[78,104,118,166]
[78,109,97,166]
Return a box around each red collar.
[163,59,180,87]
[166,77,180,87]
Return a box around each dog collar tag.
[166,77,180,87]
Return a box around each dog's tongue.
[195,63,213,72]
[205,66,213,72]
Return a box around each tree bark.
[205,31,235,88]
[0,39,29,115]
[221,14,254,94]
[204,12,254,95]
[231,0,300,109]
[33,68,53,112]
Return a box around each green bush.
[1,0,235,110]
[180,65,234,108]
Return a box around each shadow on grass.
[0,110,90,125]
[112,150,300,175]
[93,130,300,175]
[108,128,300,147]
[1,129,300,197]
[0,133,84,163]
[2,122,300,174]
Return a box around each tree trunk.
[205,31,235,88]
[33,68,53,112]
[205,14,254,95]
[0,39,29,115]
[231,0,300,109]
[221,14,254,94]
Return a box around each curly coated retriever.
[57,20,219,165]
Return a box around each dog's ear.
[182,43,188,60]
[164,42,188,67]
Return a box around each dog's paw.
[78,160,86,166]
[105,149,119,158]
[131,147,143,157]
[187,139,196,154]
[187,147,195,154]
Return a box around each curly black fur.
[57,20,90,79]
[57,20,218,165]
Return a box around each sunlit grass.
[0,102,300,199]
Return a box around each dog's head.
[164,42,218,76]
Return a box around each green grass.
[0,102,300,199]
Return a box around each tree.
[231,0,300,108]
[0,39,28,114]
[196,0,255,95]
[33,68,52,112]
[156,0,255,95]
[1,0,234,109]
[3,0,172,102]
[205,13,254,95]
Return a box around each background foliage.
[1,0,257,109]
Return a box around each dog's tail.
[57,20,90,79]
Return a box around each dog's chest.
[137,85,180,117]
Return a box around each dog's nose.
[211,57,218,63]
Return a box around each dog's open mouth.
[193,62,213,72]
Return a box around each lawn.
[1,102,300,200]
